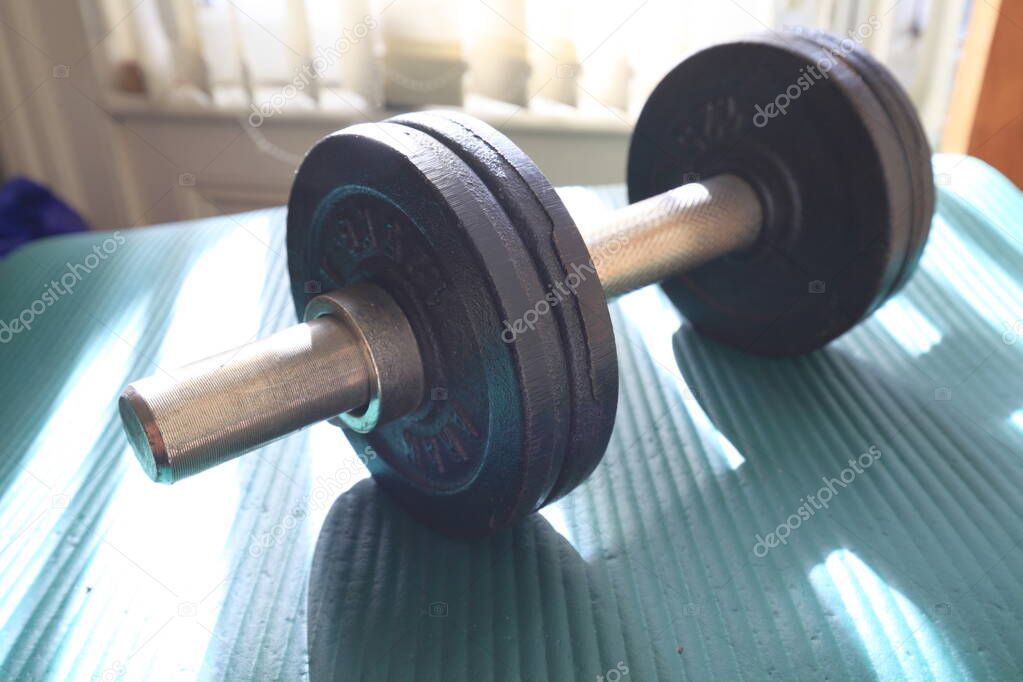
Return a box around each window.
[83,0,967,141]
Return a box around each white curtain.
[83,0,967,140]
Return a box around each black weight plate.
[629,31,917,355]
[789,28,934,301]
[287,122,570,536]
[388,110,619,507]
[753,31,915,318]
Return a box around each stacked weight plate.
[628,29,934,356]
[286,116,618,536]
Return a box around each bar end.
[119,386,174,484]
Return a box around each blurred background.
[0,0,1019,235]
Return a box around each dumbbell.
[119,28,934,535]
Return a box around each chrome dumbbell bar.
[120,174,762,483]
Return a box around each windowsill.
[100,90,634,217]
[105,91,633,136]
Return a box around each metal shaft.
[119,174,763,483]
[578,174,762,298]
[120,315,373,483]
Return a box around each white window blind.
[81,0,968,141]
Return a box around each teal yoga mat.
[1,155,1020,680]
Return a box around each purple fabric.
[0,177,89,257]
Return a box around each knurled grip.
[578,174,763,299]
[119,315,373,483]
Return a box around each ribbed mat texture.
[1,155,1020,681]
